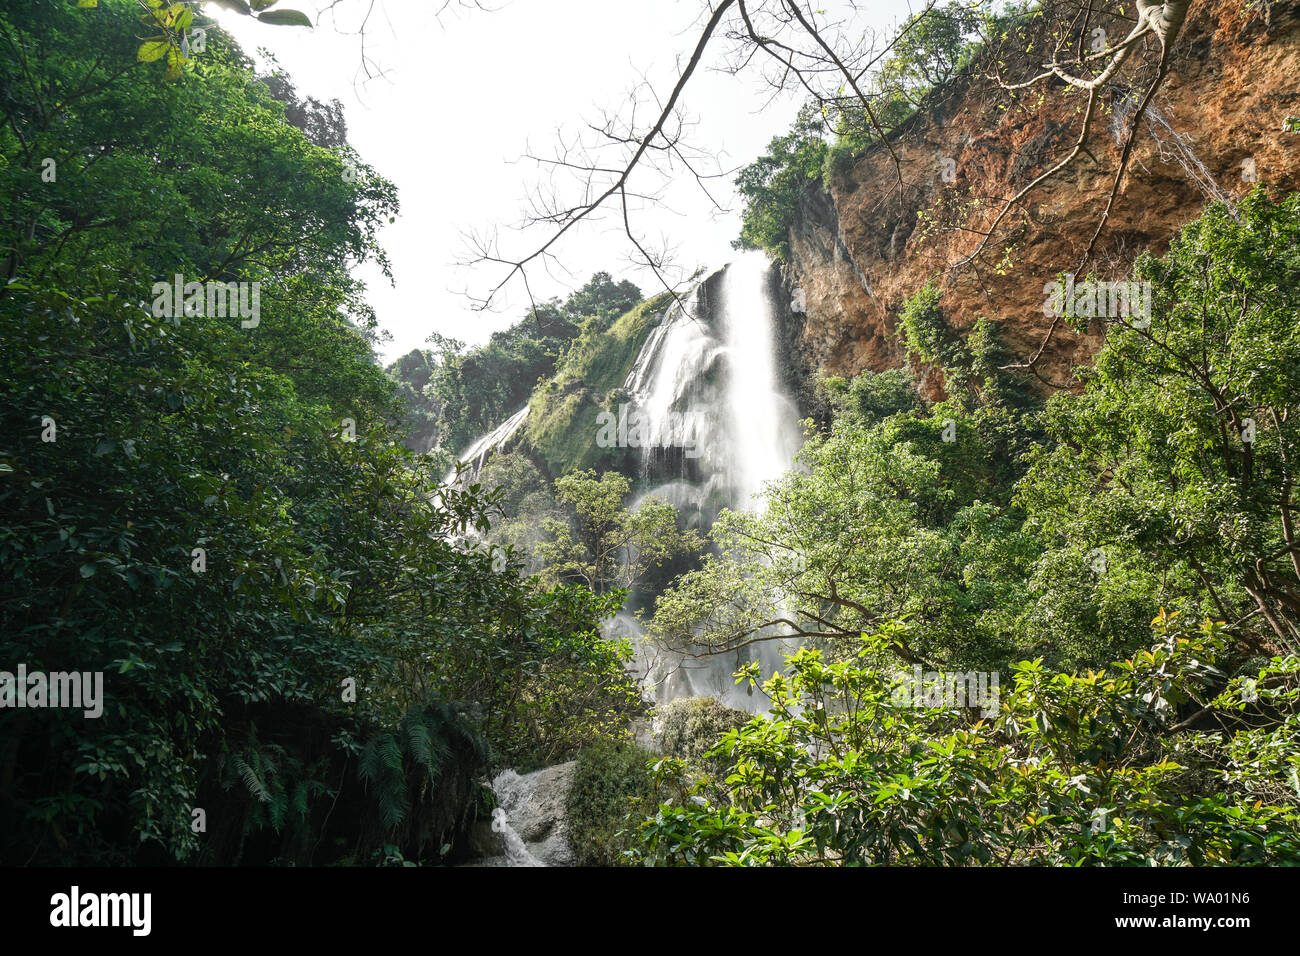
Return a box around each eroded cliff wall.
[787,0,1300,398]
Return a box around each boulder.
[484,761,578,867]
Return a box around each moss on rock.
[656,697,752,777]
[525,293,670,476]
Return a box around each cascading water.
[462,253,802,866]
[449,251,803,714]
[443,403,530,486]
[616,250,803,710]
[717,253,803,510]
[487,771,546,867]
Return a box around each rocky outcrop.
[785,0,1300,397]
[471,762,578,867]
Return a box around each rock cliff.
[785,0,1300,397]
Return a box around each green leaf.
[137,40,170,62]
[257,9,312,26]
[164,47,184,81]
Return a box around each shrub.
[566,740,655,866]
[631,614,1300,866]
[656,697,752,776]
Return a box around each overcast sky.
[213,1,918,363]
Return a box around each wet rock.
[485,762,578,867]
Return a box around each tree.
[631,612,1300,866]
[537,470,703,597]
[394,273,644,457]
[647,399,1051,671]
[0,0,643,864]
[734,104,827,260]
[1018,189,1300,654]
[650,192,1300,673]
[562,271,644,324]
[259,67,349,147]
[76,0,311,82]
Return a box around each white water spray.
[621,251,802,709]
[448,253,803,712]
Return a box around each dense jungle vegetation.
[2,0,1298,868]
[582,191,1300,866]
[0,0,644,865]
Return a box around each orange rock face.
[787,0,1300,400]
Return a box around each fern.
[290,781,310,821]
[360,732,410,831]
[232,754,271,804]
[402,715,438,778]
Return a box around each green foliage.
[77,0,311,82]
[524,292,669,475]
[356,701,488,843]
[0,0,642,864]
[897,284,1033,409]
[536,470,703,596]
[734,104,828,261]
[566,739,655,866]
[1018,189,1300,655]
[561,271,645,324]
[631,613,1300,865]
[649,397,1047,671]
[656,697,751,778]
[828,0,982,174]
[425,580,649,772]
[898,283,954,368]
[479,451,554,524]
[392,272,643,457]
[385,347,445,455]
[819,368,923,425]
[879,2,982,93]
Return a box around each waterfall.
[443,403,530,486]
[488,771,547,867]
[622,251,803,710]
[480,764,578,867]
[718,252,803,509]
[448,251,804,713]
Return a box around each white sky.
[212,1,918,363]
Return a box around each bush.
[565,740,655,866]
[631,614,1300,866]
[820,368,924,425]
[656,697,752,776]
